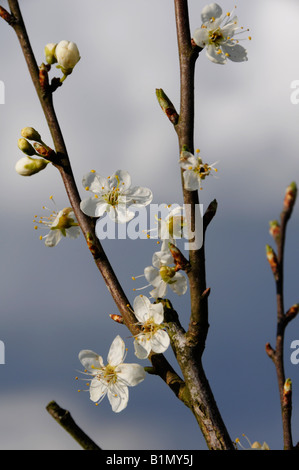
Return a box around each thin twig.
[46,401,101,450]
[266,182,297,449]
[169,0,234,450]
[3,0,188,407]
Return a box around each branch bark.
[46,401,101,450]
[170,0,234,449]
[266,182,298,450]
[4,0,188,409]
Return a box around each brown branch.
[46,401,101,450]
[3,0,187,410]
[173,0,208,349]
[171,0,234,450]
[266,182,297,450]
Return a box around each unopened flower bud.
[15,156,48,176]
[21,127,42,142]
[285,304,299,322]
[269,220,281,243]
[168,242,190,272]
[284,378,292,393]
[33,142,54,158]
[283,182,297,215]
[44,43,57,65]
[55,40,80,75]
[156,88,179,125]
[283,378,292,409]
[109,314,124,324]
[266,244,279,280]
[18,138,36,156]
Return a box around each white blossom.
[55,40,80,73]
[133,295,170,359]
[193,3,250,64]
[78,336,146,413]
[15,156,48,176]
[80,169,153,224]
[236,434,270,450]
[143,248,188,299]
[180,150,218,191]
[33,199,80,247]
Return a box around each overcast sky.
[0,0,299,450]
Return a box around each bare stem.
[266,183,297,449]
[46,401,101,450]
[3,0,188,410]
[172,0,234,449]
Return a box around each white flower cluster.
[33,197,80,247]
[44,40,80,80]
[78,294,170,412]
[192,3,250,65]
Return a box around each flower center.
[167,215,185,238]
[103,175,121,207]
[209,27,224,46]
[101,364,117,384]
[52,207,78,231]
[193,159,212,180]
[103,188,120,206]
[159,266,176,283]
[141,317,160,337]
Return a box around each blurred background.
[0,0,298,450]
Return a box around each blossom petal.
[109,204,135,223]
[221,43,248,62]
[201,3,223,23]
[82,171,108,194]
[109,170,131,191]
[107,335,125,366]
[170,273,188,295]
[192,27,209,48]
[150,329,170,354]
[144,266,161,287]
[180,151,198,169]
[78,349,104,372]
[80,196,108,218]
[89,377,107,402]
[123,186,153,207]
[107,383,129,413]
[134,337,151,359]
[149,281,168,299]
[183,170,200,191]
[66,225,81,239]
[133,295,151,322]
[45,229,62,247]
[205,44,227,64]
[116,363,146,386]
[150,303,164,324]
[152,249,173,268]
